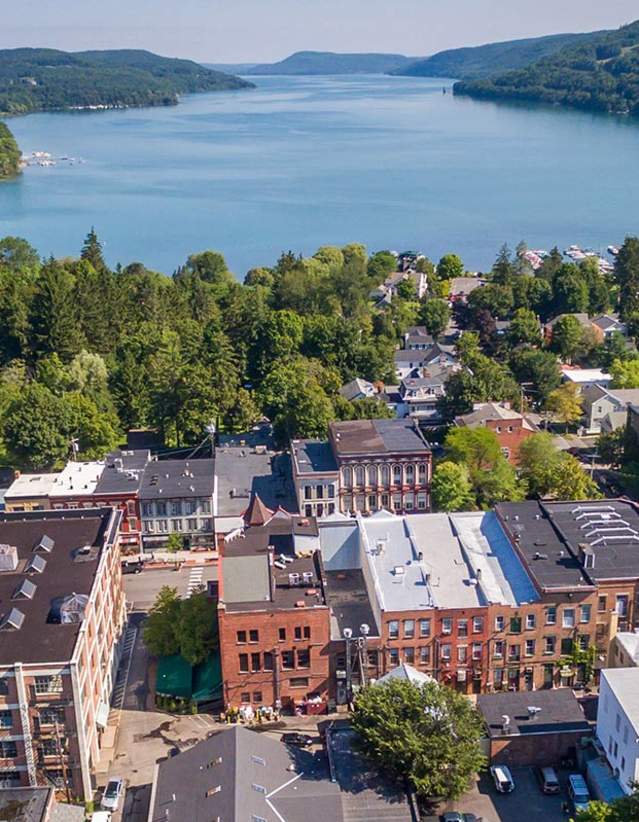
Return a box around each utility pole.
[343,628,353,706]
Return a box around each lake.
[1,74,638,276]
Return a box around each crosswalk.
[186,566,205,598]
[111,624,137,709]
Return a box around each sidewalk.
[142,549,218,568]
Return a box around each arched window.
[355,465,365,487]
[405,463,415,482]
[342,466,352,489]
[418,463,427,482]
[380,464,390,486]
[392,464,402,485]
[367,464,378,486]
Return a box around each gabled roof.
[592,313,624,331]
[243,493,275,527]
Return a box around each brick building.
[454,402,540,464]
[0,508,125,800]
[217,503,331,712]
[291,418,432,519]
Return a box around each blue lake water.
[1,74,638,276]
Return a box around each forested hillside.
[454,20,639,115]
[395,30,603,79]
[0,122,20,178]
[245,51,417,75]
[0,48,253,114]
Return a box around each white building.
[596,668,639,794]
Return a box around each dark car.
[281,732,313,747]
[121,560,143,575]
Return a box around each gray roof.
[222,554,271,603]
[139,458,215,501]
[215,448,298,516]
[330,418,430,457]
[0,788,53,822]
[291,440,338,475]
[477,688,590,738]
[324,568,380,640]
[94,449,150,495]
[592,314,623,331]
[339,378,375,402]
[150,726,343,822]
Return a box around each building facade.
[597,668,639,794]
[0,508,125,800]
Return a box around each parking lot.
[437,767,570,822]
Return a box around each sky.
[3,1,638,63]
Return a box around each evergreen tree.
[80,227,108,273]
[29,259,84,362]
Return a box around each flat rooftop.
[330,418,430,457]
[5,473,59,500]
[94,449,150,495]
[0,508,117,666]
[291,439,338,475]
[324,568,379,640]
[0,787,53,822]
[215,447,297,517]
[49,461,104,498]
[601,668,639,734]
[139,458,215,500]
[478,688,591,738]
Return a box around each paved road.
[123,564,217,610]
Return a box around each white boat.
[608,245,620,256]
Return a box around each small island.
[0,122,21,178]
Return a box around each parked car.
[535,765,560,794]
[100,777,125,812]
[121,559,143,574]
[490,764,515,793]
[568,774,590,813]
[441,814,481,822]
[281,732,313,747]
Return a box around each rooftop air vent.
[35,535,54,553]
[0,544,18,572]
[0,607,25,631]
[288,572,300,586]
[26,555,46,574]
[13,579,36,600]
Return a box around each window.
[418,463,427,482]
[525,639,535,657]
[578,634,589,651]
[616,712,621,732]
[392,494,401,511]
[380,465,390,486]
[495,615,505,632]
[278,628,286,641]
[184,500,195,515]
[388,648,399,666]
[381,493,390,508]
[0,710,12,728]
[367,650,378,667]
[39,738,59,757]
[546,607,557,625]
[142,502,153,517]
[187,518,198,531]
[388,620,399,640]
[263,652,273,671]
[239,654,249,673]
[237,630,247,644]
[392,464,402,484]
[457,619,468,638]
[509,616,521,633]
[404,647,415,664]
[328,484,335,498]
[281,651,294,669]
[34,675,62,694]
[253,692,263,704]
[368,495,377,509]
[241,692,251,703]
[303,626,311,639]
[616,595,629,617]
[290,677,309,688]
[472,642,482,660]
[316,485,324,499]
[494,640,504,658]
[419,646,430,664]
[580,604,592,624]
[0,740,17,758]
[442,618,452,635]
[201,500,211,514]
[525,614,536,630]
[598,595,607,613]
[297,649,310,668]
[419,619,431,638]
[249,629,259,643]
[544,636,556,654]
[251,653,261,672]
[355,466,365,486]
[0,772,20,788]
[472,616,483,634]
[440,644,451,661]
[0,678,9,696]
[170,501,182,516]
[367,465,378,486]
[305,505,312,517]
[404,619,415,639]
[561,637,573,655]
[493,669,504,688]
[294,626,302,640]
[563,608,575,628]
[508,644,520,662]
[157,520,168,533]
[417,493,427,510]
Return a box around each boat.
[608,245,620,256]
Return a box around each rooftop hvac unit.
[302,571,313,584]
[0,544,18,572]
[288,572,300,586]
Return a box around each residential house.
[592,314,627,340]
[454,402,540,463]
[449,276,486,303]
[290,440,339,519]
[545,313,601,344]
[338,378,376,402]
[393,341,457,381]
[0,508,125,800]
[596,668,639,794]
[581,386,639,434]
[396,362,455,424]
[139,459,215,551]
[561,366,612,391]
[370,269,427,306]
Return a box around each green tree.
[509,347,561,406]
[347,397,395,420]
[367,250,396,284]
[419,298,450,339]
[551,263,588,315]
[545,382,583,430]
[3,383,72,469]
[616,237,639,320]
[597,428,626,468]
[351,679,485,801]
[519,433,601,500]
[491,243,514,284]
[437,253,464,280]
[29,259,84,362]
[80,227,108,273]
[611,357,639,389]
[508,308,542,347]
[179,592,218,666]
[143,586,181,657]
[0,237,40,274]
[431,461,475,511]
[550,315,585,363]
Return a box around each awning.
[96,701,110,728]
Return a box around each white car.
[100,777,125,812]
[490,764,515,793]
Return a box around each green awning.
[192,653,222,703]
[156,654,192,699]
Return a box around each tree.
[615,237,639,320]
[491,243,514,284]
[395,277,417,302]
[437,253,464,281]
[551,263,588,315]
[143,586,181,658]
[508,308,542,347]
[179,592,218,666]
[550,315,585,363]
[519,433,601,500]
[3,383,72,469]
[597,429,626,468]
[29,259,84,362]
[509,347,561,406]
[351,679,485,801]
[80,227,108,273]
[431,461,475,512]
[611,357,639,389]
[546,382,583,430]
[419,299,450,339]
[367,250,396,284]
[347,397,395,420]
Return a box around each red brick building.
[454,402,539,464]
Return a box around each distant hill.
[395,30,606,79]
[0,122,20,178]
[245,51,420,75]
[0,48,253,115]
[205,63,258,75]
[454,20,639,116]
